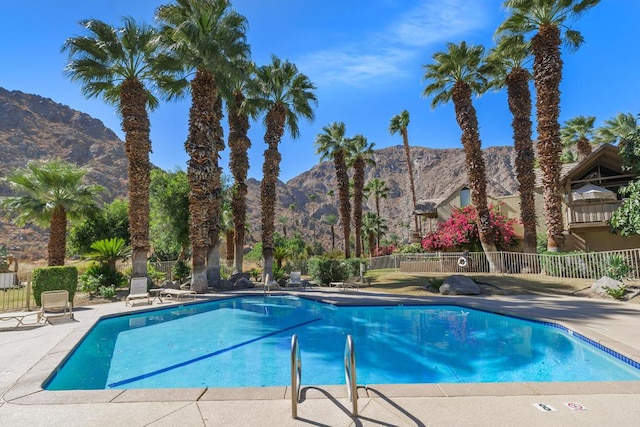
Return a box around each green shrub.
[99,285,117,299]
[308,257,350,285]
[80,263,127,292]
[605,255,632,281]
[32,266,78,306]
[605,285,627,300]
[343,258,367,277]
[78,272,103,298]
[172,260,191,283]
[249,268,261,281]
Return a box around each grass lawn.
[363,269,599,297]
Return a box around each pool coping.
[4,290,640,405]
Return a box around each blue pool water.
[44,295,640,390]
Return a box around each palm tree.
[225,61,253,274]
[364,177,390,248]
[362,212,387,257]
[561,115,596,160]
[560,147,579,163]
[278,215,289,238]
[62,17,186,277]
[157,0,249,291]
[484,35,537,253]
[323,213,338,251]
[596,113,639,146]
[308,193,318,239]
[85,237,131,275]
[245,55,317,282]
[346,134,375,258]
[389,110,419,240]
[497,0,600,251]
[0,161,103,266]
[423,41,499,271]
[315,122,352,258]
[220,200,234,268]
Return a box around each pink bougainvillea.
[374,244,396,256]
[421,204,518,252]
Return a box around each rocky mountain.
[0,88,128,259]
[0,88,519,260]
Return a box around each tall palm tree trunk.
[229,92,250,273]
[533,25,564,252]
[353,158,365,258]
[452,81,499,271]
[48,205,67,266]
[330,225,336,251]
[225,229,234,267]
[261,105,286,281]
[576,137,592,160]
[121,78,150,277]
[186,69,216,292]
[374,196,381,248]
[506,67,537,253]
[334,151,351,258]
[401,130,419,239]
[206,94,225,288]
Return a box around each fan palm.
[423,41,499,271]
[346,135,375,258]
[62,17,187,277]
[389,110,419,239]
[315,122,352,258]
[364,178,390,247]
[157,0,249,291]
[225,60,253,273]
[0,161,103,266]
[245,55,317,281]
[561,115,596,160]
[323,213,338,251]
[497,0,600,251]
[362,212,387,257]
[596,113,638,146]
[484,35,537,253]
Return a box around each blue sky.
[2,0,639,182]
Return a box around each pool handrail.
[291,334,302,418]
[344,334,358,417]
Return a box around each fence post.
[26,280,32,311]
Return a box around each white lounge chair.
[286,271,302,288]
[38,290,73,324]
[125,277,150,306]
[161,287,196,300]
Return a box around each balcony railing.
[567,200,621,225]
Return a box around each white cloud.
[297,0,489,88]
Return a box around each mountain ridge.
[0,88,519,260]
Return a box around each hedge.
[32,266,78,306]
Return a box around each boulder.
[229,271,251,283]
[234,277,255,289]
[591,276,623,296]
[440,275,481,295]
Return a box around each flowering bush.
[374,244,396,256]
[421,204,518,252]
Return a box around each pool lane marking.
[107,317,323,388]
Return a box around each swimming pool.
[44,295,640,390]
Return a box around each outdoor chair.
[125,277,150,306]
[286,271,303,288]
[38,290,73,324]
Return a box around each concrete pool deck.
[2,288,640,426]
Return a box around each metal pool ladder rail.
[291,334,302,418]
[344,334,358,417]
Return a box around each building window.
[460,187,470,207]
